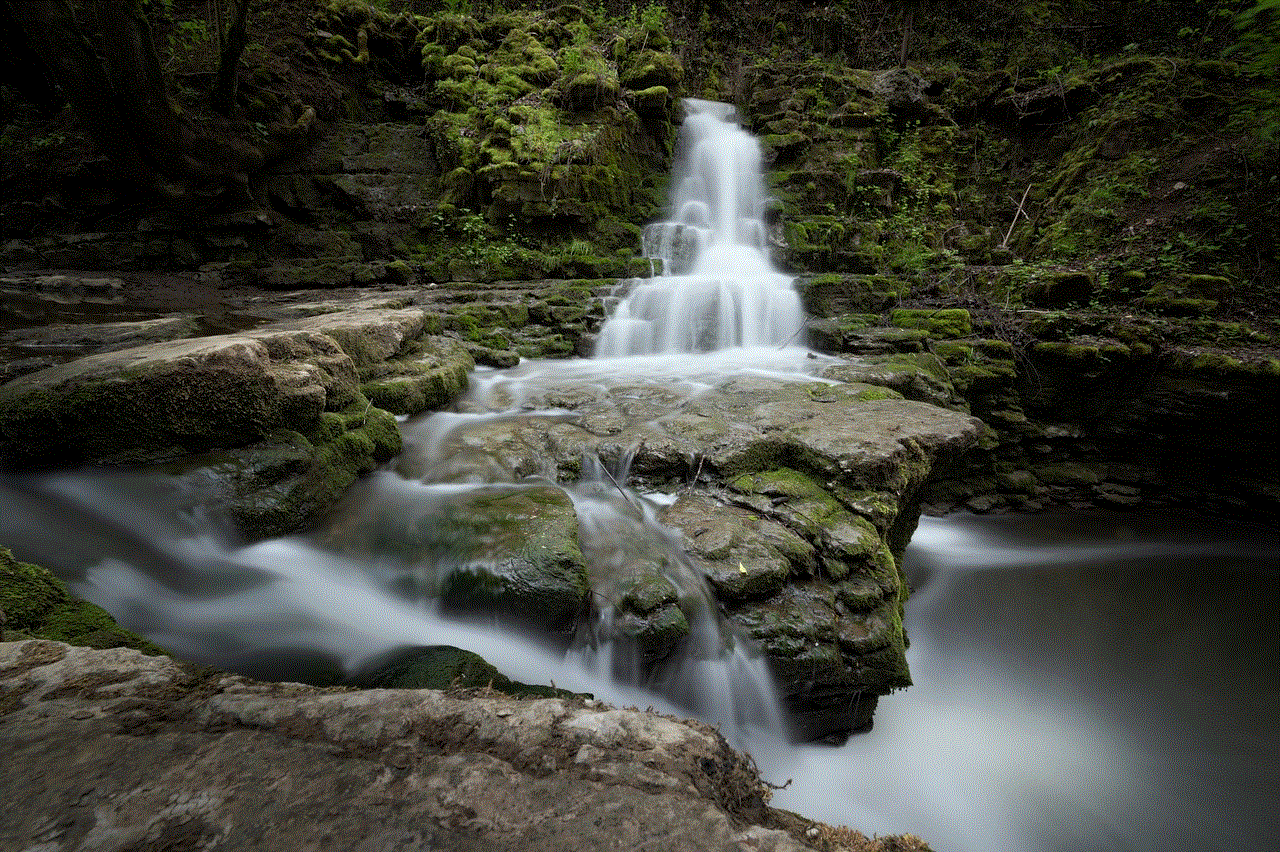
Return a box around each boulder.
[0,334,333,468]
[360,336,475,416]
[385,370,981,738]
[0,640,861,852]
[322,484,591,638]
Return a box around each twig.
[686,454,705,492]
[1001,183,1033,247]
[597,456,641,513]
[776,324,807,348]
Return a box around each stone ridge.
[0,640,832,852]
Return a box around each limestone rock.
[270,306,430,366]
[0,640,831,852]
[2,316,202,355]
[0,334,331,468]
[397,371,980,738]
[323,485,591,637]
[361,335,475,416]
[872,68,936,121]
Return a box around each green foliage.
[863,121,963,273]
[1228,0,1280,140]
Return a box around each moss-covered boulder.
[405,486,591,638]
[662,494,810,602]
[0,334,334,469]
[360,336,474,416]
[165,400,401,541]
[821,353,960,409]
[271,307,434,367]
[348,644,575,698]
[795,273,909,315]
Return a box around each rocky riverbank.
[3,268,1275,748]
[0,639,933,852]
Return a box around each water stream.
[3,100,1277,850]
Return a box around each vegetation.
[0,0,1273,334]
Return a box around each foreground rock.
[0,640,929,852]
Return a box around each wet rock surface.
[405,367,982,739]
[0,640,828,852]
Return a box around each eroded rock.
[0,640,834,852]
[389,368,981,738]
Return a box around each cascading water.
[4,95,1276,852]
[594,99,805,356]
[0,98,813,742]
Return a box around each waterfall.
[594,99,805,357]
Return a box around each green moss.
[889,308,972,339]
[1164,351,1280,380]
[1139,294,1218,317]
[351,644,578,699]
[856,387,904,401]
[618,574,678,614]
[0,547,166,654]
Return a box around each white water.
[5,478,1275,852]
[595,99,804,356]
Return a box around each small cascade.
[595,99,805,357]
[566,457,786,735]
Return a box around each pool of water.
[765,509,1279,852]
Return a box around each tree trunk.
[212,0,250,116]
[7,0,257,199]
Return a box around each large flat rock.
[0,640,832,852]
[0,333,336,467]
[406,369,982,738]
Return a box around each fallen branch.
[1001,183,1033,247]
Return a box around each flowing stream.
[3,100,1278,851]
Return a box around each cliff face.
[2,1,1275,330]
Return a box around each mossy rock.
[820,353,957,408]
[615,601,689,664]
[166,402,401,542]
[627,84,670,115]
[360,336,475,416]
[0,335,332,469]
[889,308,972,339]
[434,487,591,637]
[620,49,683,90]
[0,547,165,654]
[1025,270,1095,307]
[795,273,907,316]
[349,644,577,699]
[726,468,886,581]
[1139,294,1218,317]
[1033,461,1105,486]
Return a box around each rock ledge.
[0,640,906,852]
